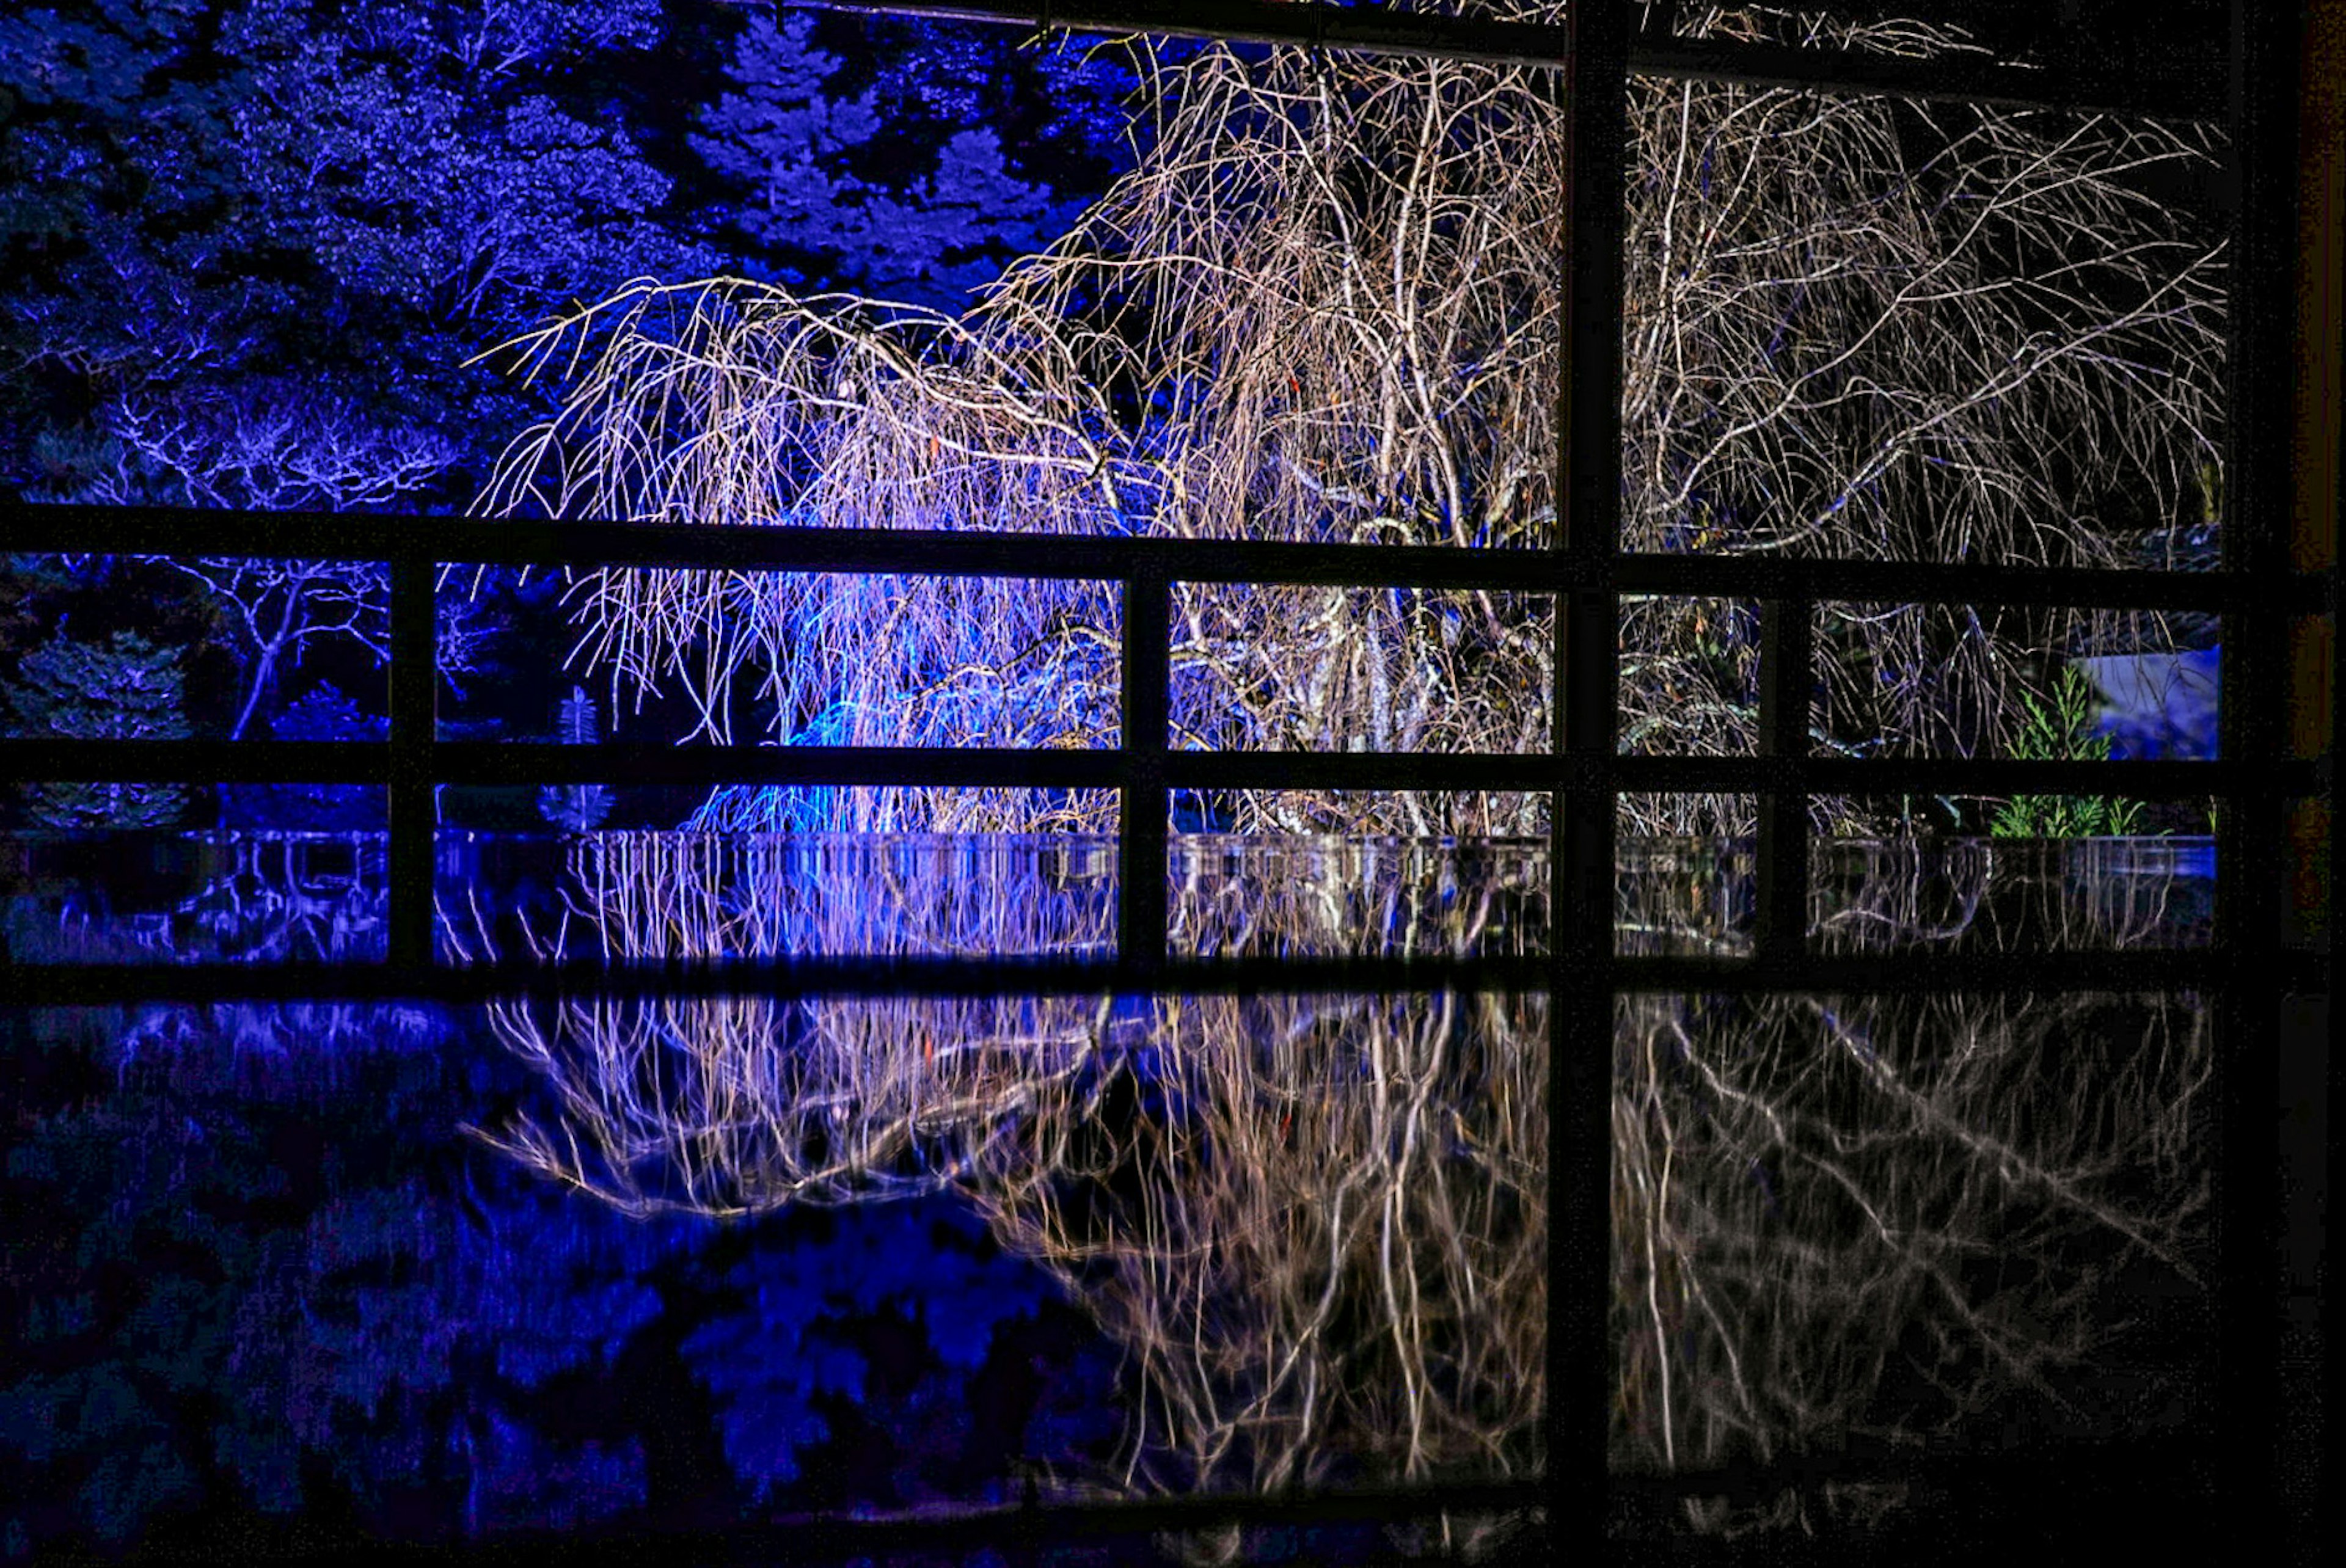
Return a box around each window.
[1,2,2328,1559]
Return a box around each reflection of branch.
[454,832,1119,1216]
[971,989,1547,1525]
[466,828,2214,1553]
[45,833,436,1088]
[1613,983,2210,1503]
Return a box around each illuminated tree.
[461,2,2227,1545]
[482,4,2224,838]
[220,680,389,830]
[0,0,704,511]
[692,10,1065,305]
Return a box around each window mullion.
[1552,0,1632,1537]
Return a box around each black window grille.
[0,2,2330,1560]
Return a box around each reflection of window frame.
[0,1,2330,1556]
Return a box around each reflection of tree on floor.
[467,828,2213,1555]
[0,1024,1095,1554]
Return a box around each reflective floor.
[1,832,2218,1559]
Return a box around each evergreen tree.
[219,680,390,831]
[689,12,1127,305]
[6,629,189,828]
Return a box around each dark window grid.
[0,1,2320,1552]
[0,513,2309,997]
[2208,2,2311,1552]
[789,0,2223,119]
[5,516,2303,803]
[10,563,2298,1533]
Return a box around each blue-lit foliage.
[0,0,706,513]
[219,682,389,831]
[1,2,1138,781]
[5,629,189,827]
[0,1071,680,1545]
[0,972,1082,1552]
[678,1203,1051,1498]
[693,12,1057,306]
[0,1,1135,509]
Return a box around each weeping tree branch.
[463,3,2224,1549]
[480,5,2223,837]
[456,826,2212,1555]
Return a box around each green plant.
[1990,666,2143,838]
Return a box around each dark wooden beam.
[783,0,2225,117]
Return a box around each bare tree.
[49,387,491,738]
[78,388,462,516]
[137,551,494,741]
[460,4,2226,1548]
[480,4,2224,836]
